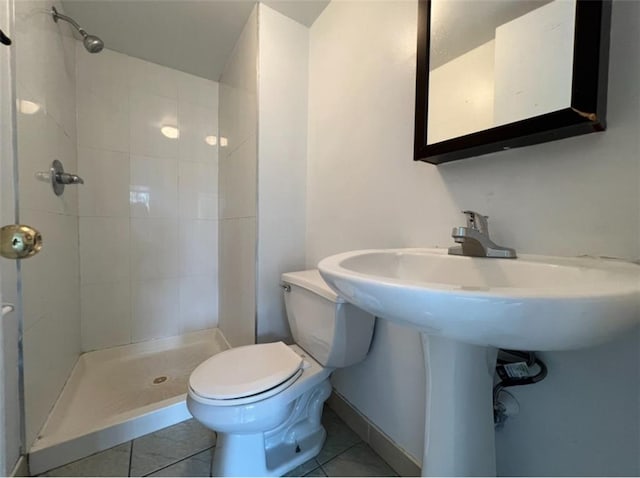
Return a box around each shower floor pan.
[29,328,229,475]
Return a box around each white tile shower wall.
[307,0,639,475]
[76,47,219,351]
[14,0,81,450]
[218,6,258,347]
[256,5,309,342]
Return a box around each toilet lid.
[189,342,303,400]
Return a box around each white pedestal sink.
[318,248,640,477]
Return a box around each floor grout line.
[140,445,216,477]
[42,407,390,477]
[208,448,213,478]
[317,440,363,467]
[319,439,398,476]
[127,440,134,477]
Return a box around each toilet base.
[212,428,326,477]
[211,379,332,476]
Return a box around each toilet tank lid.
[281,270,345,303]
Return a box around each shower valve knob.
[50,159,84,196]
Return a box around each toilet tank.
[281,270,375,368]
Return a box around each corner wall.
[307,1,640,475]
[219,4,309,347]
[218,6,258,347]
[256,4,308,343]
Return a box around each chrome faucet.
[448,211,517,259]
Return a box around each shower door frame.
[0,0,27,473]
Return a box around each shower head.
[51,6,104,54]
[82,34,104,54]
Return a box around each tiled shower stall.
[13,1,309,472]
[15,0,220,463]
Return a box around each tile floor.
[39,407,398,477]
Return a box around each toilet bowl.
[187,270,375,477]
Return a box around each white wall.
[256,4,309,343]
[76,47,219,351]
[218,6,258,347]
[14,0,81,450]
[307,1,640,475]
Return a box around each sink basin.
[318,248,640,351]
[318,248,640,477]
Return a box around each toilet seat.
[189,342,304,405]
[189,368,303,407]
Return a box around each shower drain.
[153,376,168,384]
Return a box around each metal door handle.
[0,224,43,259]
[0,29,11,46]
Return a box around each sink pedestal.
[421,334,498,477]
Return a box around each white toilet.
[187,270,375,477]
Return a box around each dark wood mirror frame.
[414,0,612,165]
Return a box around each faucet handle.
[462,210,489,234]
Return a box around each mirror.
[414,0,612,165]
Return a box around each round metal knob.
[0,224,43,259]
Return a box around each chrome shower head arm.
[51,6,83,34]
